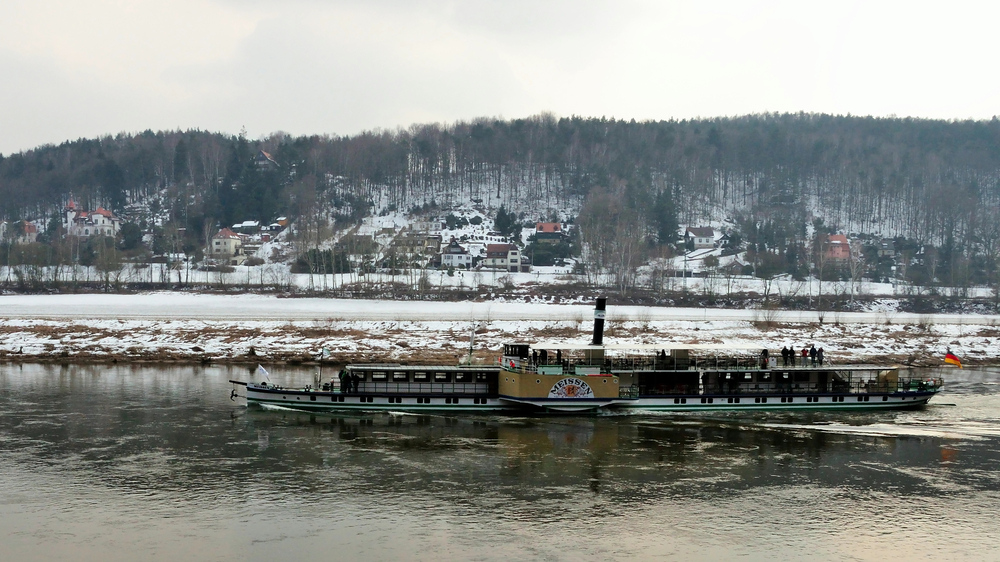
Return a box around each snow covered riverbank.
[1,293,997,366]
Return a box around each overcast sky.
[2,0,997,155]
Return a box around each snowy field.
[1,293,998,366]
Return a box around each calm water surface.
[1,364,998,561]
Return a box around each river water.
[0,364,998,561]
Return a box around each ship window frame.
[371,372,387,381]
[392,372,408,382]
[413,372,429,382]
[435,372,451,382]
[455,372,471,383]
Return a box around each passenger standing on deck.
[781,346,789,367]
[810,344,817,366]
[801,346,808,366]
[339,369,348,393]
[817,347,825,366]
[760,348,769,369]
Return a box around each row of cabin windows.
[716,372,813,382]
[355,371,490,383]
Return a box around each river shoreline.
[0,319,989,368]
[2,294,995,368]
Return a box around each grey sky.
[2,0,996,155]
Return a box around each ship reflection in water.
[0,363,998,561]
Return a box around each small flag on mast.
[944,350,962,368]
[255,364,271,381]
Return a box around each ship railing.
[699,380,937,395]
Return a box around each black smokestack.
[592,297,607,346]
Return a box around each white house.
[63,199,122,238]
[440,238,472,269]
[685,226,715,250]
[211,227,246,265]
[1,220,39,245]
[483,243,530,272]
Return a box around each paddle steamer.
[232,298,942,413]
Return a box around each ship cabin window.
[794,372,811,382]
[455,372,471,383]
[371,372,387,381]
[434,372,451,382]
[476,373,489,382]
[413,372,429,382]
[392,372,408,381]
[504,344,530,358]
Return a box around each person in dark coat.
[809,344,817,366]
[817,347,825,366]
[339,369,348,393]
[781,346,789,367]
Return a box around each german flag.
[944,351,963,368]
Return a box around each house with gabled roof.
[534,222,564,245]
[211,227,246,265]
[685,226,715,249]
[440,238,472,269]
[824,234,851,263]
[484,243,530,272]
[63,198,122,238]
[2,220,39,245]
[255,151,279,171]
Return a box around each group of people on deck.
[338,369,361,393]
[779,345,824,367]
[530,349,562,365]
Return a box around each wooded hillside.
[2,113,1000,292]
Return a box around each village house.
[17,221,38,244]
[877,239,896,258]
[232,220,261,234]
[1,220,39,245]
[210,228,246,265]
[393,231,442,257]
[411,219,445,233]
[534,222,564,245]
[440,238,472,269]
[63,198,122,238]
[255,150,279,171]
[483,243,530,273]
[685,226,715,249]
[824,234,851,263]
